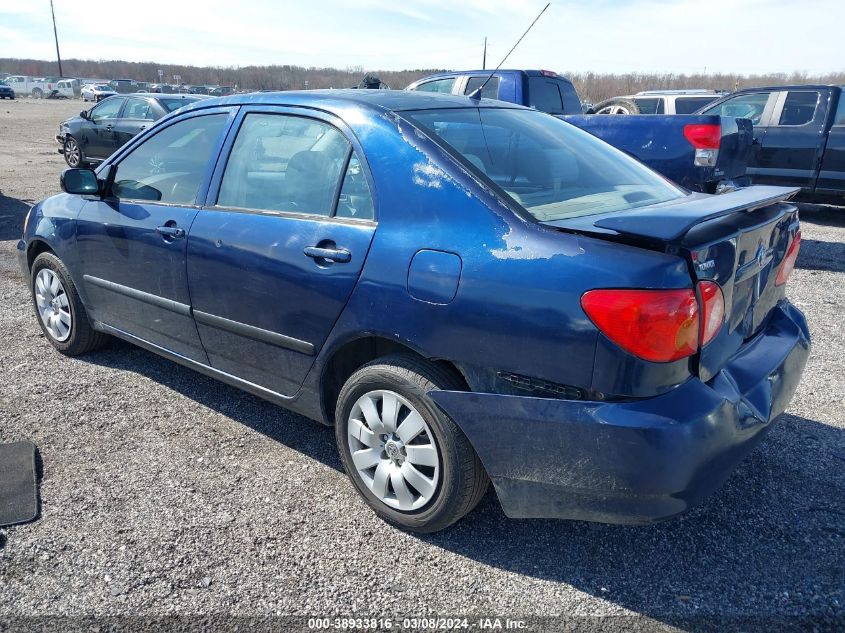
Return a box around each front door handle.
[155,225,186,239]
[303,245,351,263]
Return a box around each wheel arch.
[26,238,55,272]
[319,334,468,425]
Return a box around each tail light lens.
[683,124,721,149]
[581,289,699,363]
[684,123,721,167]
[775,231,801,286]
[698,280,725,346]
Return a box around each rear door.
[186,107,377,396]
[757,88,831,189]
[817,90,845,193]
[112,97,156,147]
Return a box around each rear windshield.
[160,97,200,112]
[403,108,685,221]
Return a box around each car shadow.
[84,339,844,621]
[82,339,343,472]
[0,191,32,242]
[796,201,845,228]
[796,236,845,273]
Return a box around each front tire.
[335,354,488,533]
[63,135,85,168]
[30,252,108,355]
[32,88,43,99]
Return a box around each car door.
[186,108,377,396]
[113,97,156,148]
[817,91,845,193]
[699,91,778,174]
[757,88,830,189]
[75,108,235,362]
[84,97,126,159]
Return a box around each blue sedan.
[17,90,810,532]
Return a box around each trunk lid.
[544,185,801,381]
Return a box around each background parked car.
[148,83,177,94]
[50,80,75,99]
[209,86,234,96]
[406,70,750,193]
[81,84,118,102]
[109,79,138,94]
[0,80,15,99]
[5,75,48,98]
[56,93,207,167]
[590,90,724,115]
[696,84,845,197]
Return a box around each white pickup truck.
[4,75,66,98]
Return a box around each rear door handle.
[155,225,186,239]
[303,246,351,263]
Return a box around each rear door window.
[217,113,372,219]
[833,94,845,126]
[777,91,820,126]
[414,78,456,94]
[122,97,154,120]
[463,76,500,99]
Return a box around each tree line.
[2,58,842,102]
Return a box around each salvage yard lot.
[0,99,843,625]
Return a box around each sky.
[0,0,842,75]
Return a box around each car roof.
[731,84,843,93]
[178,89,526,116]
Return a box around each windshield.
[402,108,686,221]
[160,97,200,112]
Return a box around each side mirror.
[60,168,99,195]
[80,110,89,120]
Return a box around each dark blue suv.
[18,90,810,532]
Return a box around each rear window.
[403,108,685,221]
[833,94,845,126]
[674,96,718,114]
[527,77,577,115]
[464,76,500,99]
[778,91,819,126]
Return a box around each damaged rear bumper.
[430,301,810,524]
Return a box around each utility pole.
[49,0,63,77]
[482,37,487,70]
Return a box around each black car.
[56,94,207,168]
[0,80,15,99]
[697,85,845,196]
[209,86,234,96]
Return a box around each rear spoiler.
[544,186,799,242]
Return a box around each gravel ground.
[0,99,843,630]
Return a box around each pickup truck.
[406,70,751,193]
[5,75,68,99]
[696,84,845,196]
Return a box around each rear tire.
[30,252,108,356]
[32,88,43,99]
[335,354,488,533]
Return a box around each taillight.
[684,123,721,167]
[775,231,801,286]
[683,124,721,149]
[581,289,699,363]
[697,280,724,346]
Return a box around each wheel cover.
[34,269,72,342]
[65,138,80,166]
[347,390,441,512]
